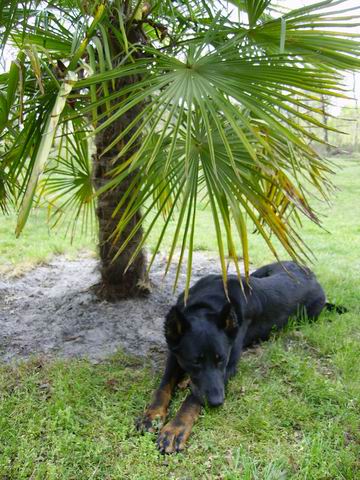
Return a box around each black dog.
[137,261,345,453]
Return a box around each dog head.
[165,302,239,406]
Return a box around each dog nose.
[206,390,224,407]
[208,397,224,407]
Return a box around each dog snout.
[205,388,225,407]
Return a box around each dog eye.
[215,354,223,364]
[193,355,204,366]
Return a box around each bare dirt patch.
[0,252,240,364]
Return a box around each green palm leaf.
[1,0,360,297]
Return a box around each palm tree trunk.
[92,25,149,301]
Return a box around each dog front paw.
[157,421,191,454]
[136,408,167,434]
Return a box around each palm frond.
[1,0,360,293]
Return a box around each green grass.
[0,207,96,276]
[1,157,360,479]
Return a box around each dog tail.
[325,302,348,314]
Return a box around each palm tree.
[1,0,360,300]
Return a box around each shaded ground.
[0,252,240,364]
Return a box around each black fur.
[325,302,348,314]
[164,261,345,407]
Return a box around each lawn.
[0,208,96,276]
[0,157,359,479]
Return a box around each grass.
[0,157,360,479]
[0,207,96,276]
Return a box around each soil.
[0,252,242,365]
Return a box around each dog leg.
[136,353,184,433]
[225,349,241,383]
[225,317,251,382]
[157,393,202,454]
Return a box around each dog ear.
[164,306,189,347]
[217,303,238,338]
